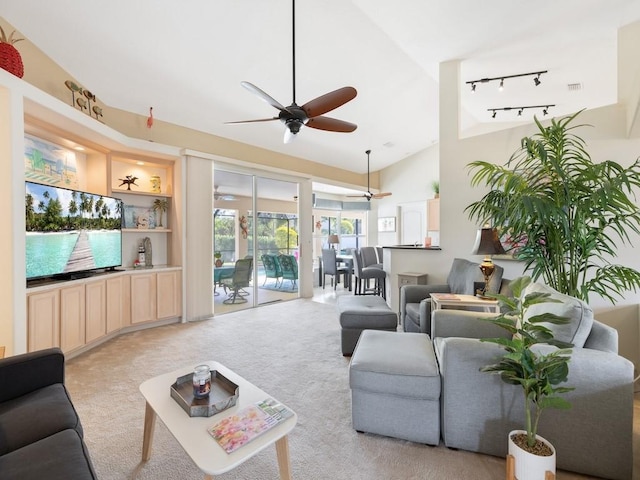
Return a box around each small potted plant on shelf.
[152,198,168,228]
[481,276,573,480]
[214,251,223,267]
[431,180,440,198]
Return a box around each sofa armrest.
[0,348,65,403]
[401,284,450,304]
[584,319,618,353]
[431,309,511,340]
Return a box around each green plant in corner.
[152,198,168,228]
[466,110,640,303]
[481,276,574,452]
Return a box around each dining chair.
[353,249,386,298]
[360,246,382,269]
[321,248,350,290]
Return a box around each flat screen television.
[25,181,123,283]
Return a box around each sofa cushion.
[0,429,97,480]
[447,258,503,295]
[523,282,594,348]
[0,383,82,455]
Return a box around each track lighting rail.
[467,70,548,91]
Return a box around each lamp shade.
[328,234,339,244]
[471,228,506,255]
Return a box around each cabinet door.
[131,273,157,324]
[27,289,60,351]
[60,284,86,353]
[106,276,125,333]
[157,270,181,319]
[85,280,106,343]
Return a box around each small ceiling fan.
[226,0,357,143]
[214,185,236,201]
[348,150,392,201]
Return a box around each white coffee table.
[139,361,297,479]
[430,293,500,313]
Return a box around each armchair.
[400,257,504,334]
[431,284,634,480]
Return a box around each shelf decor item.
[150,175,161,193]
[152,198,168,228]
[0,26,24,78]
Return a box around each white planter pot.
[508,430,556,480]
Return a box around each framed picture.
[124,205,156,229]
[378,216,396,232]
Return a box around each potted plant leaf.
[481,276,573,480]
[214,251,223,267]
[466,110,640,303]
[152,198,168,228]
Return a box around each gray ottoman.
[337,295,398,355]
[349,330,441,445]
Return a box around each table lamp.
[471,227,506,297]
[328,234,340,250]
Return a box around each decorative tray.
[170,370,239,417]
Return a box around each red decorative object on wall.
[0,26,24,78]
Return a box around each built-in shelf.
[112,188,171,198]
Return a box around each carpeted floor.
[65,298,636,479]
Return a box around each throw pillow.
[522,282,593,348]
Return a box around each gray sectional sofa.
[0,348,97,479]
[350,280,634,480]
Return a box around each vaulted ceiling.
[3,0,640,174]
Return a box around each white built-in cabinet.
[27,267,181,357]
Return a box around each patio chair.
[279,254,298,289]
[261,254,282,287]
[222,258,253,304]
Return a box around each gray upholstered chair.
[322,248,350,290]
[360,246,382,269]
[400,257,504,334]
[353,249,386,298]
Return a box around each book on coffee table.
[208,398,293,453]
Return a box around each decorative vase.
[0,27,24,78]
[508,430,556,480]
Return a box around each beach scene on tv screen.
[25,182,122,279]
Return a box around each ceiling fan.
[348,150,392,201]
[214,185,236,201]
[226,0,357,143]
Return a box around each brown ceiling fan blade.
[372,192,392,199]
[225,117,279,124]
[240,81,289,112]
[306,116,357,133]
[302,86,357,118]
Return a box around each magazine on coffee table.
[208,398,293,453]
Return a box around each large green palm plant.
[466,111,640,303]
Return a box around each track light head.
[498,79,504,91]
[543,107,549,116]
[534,74,541,86]
[471,83,476,93]
[491,110,497,119]
[518,108,523,116]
